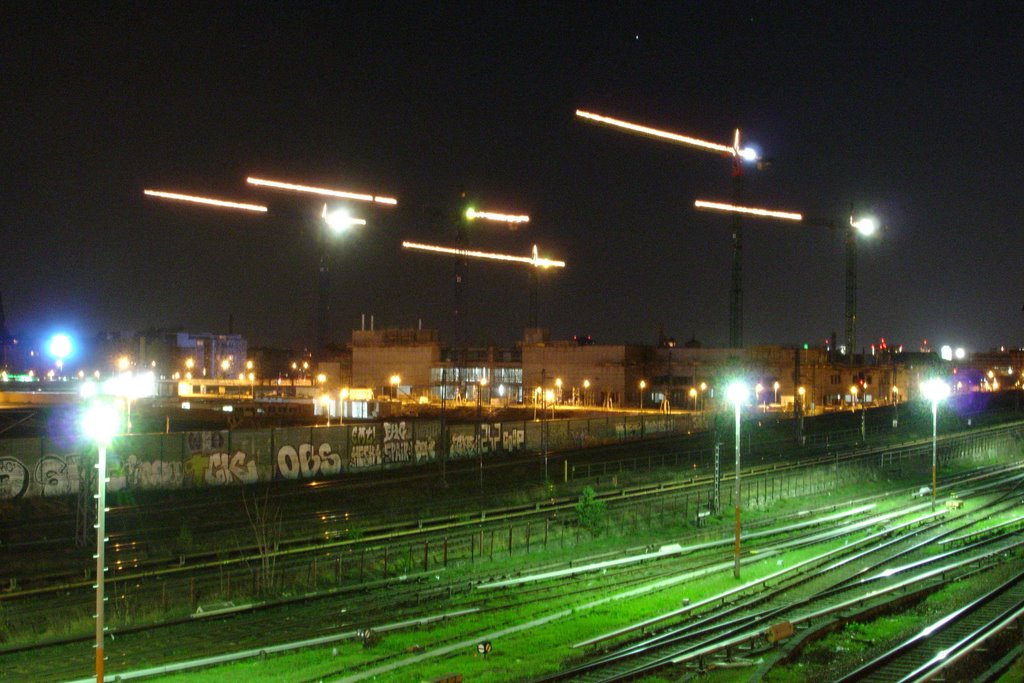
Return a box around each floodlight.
[850,215,878,236]
[48,334,73,359]
[81,400,122,445]
[725,381,748,405]
[322,204,366,234]
[921,378,950,403]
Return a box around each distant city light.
[246,177,397,205]
[402,241,566,269]
[144,189,268,213]
[694,200,803,221]
[466,207,530,224]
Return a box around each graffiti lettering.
[34,455,77,497]
[382,422,413,464]
[203,451,258,485]
[502,428,525,452]
[276,443,342,479]
[0,457,29,499]
[350,425,381,468]
[187,431,226,453]
[450,434,477,458]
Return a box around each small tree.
[243,486,282,595]
[575,486,606,535]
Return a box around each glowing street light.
[639,380,647,411]
[583,379,591,406]
[725,380,748,579]
[700,381,708,412]
[921,378,951,509]
[321,203,367,234]
[773,380,780,404]
[390,374,401,401]
[689,386,698,411]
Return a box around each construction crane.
[402,240,564,331]
[145,175,397,359]
[576,109,764,347]
[694,200,880,362]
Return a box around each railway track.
[530,474,1024,681]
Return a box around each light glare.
[48,334,73,359]
[144,190,267,213]
[726,381,748,405]
[921,378,951,403]
[81,400,122,444]
[695,200,803,221]
[403,241,566,269]
[321,204,367,233]
[247,177,397,205]
[851,215,879,236]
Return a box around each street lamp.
[639,380,646,411]
[689,386,698,411]
[725,380,748,579]
[583,379,590,406]
[773,380,780,405]
[797,386,806,412]
[755,383,764,411]
[555,377,563,403]
[389,374,401,401]
[921,378,950,510]
[476,376,488,490]
[81,398,122,683]
[846,214,879,363]
[700,381,708,412]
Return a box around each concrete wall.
[0,413,696,500]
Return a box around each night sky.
[4,2,1023,354]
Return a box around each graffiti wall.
[0,415,689,499]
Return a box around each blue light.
[48,333,73,360]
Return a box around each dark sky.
[3,2,1023,353]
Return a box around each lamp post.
[639,380,646,411]
[390,374,401,401]
[773,380,780,405]
[689,386,697,411]
[583,379,590,406]
[81,399,121,683]
[755,383,764,412]
[725,381,748,579]
[700,381,708,412]
[921,378,950,510]
[891,385,899,428]
[476,377,488,490]
[846,214,879,363]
